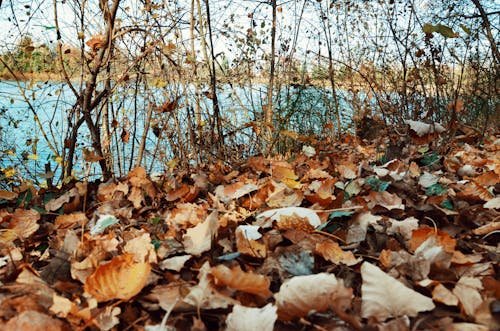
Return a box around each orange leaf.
[315,240,360,266]
[473,171,500,186]
[456,180,494,202]
[211,264,272,299]
[0,190,18,200]
[235,226,267,258]
[86,33,104,53]
[84,254,151,302]
[409,228,456,253]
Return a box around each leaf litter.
[0,132,499,330]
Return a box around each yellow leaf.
[27,154,39,160]
[84,254,151,302]
[281,177,303,189]
[2,167,16,178]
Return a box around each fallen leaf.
[432,284,459,306]
[275,272,353,321]
[256,207,321,228]
[84,253,151,302]
[2,310,65,331]
[315,240,360,266]
[452,276,483,317]
[0,190,18,200]
[183,262,238,309]
[159,255,192,272]
[361,262,435,321]
[409,228,456,253]
[183,211,219,255]
[226,304,277,331]
[211,264,272,298]
[214,182,258,203]
[9,208,40,239]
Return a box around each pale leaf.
[405,120,445,137]
[275,273,353,321]
[183,262,237,309]
[226,304,277,331]
[361,262,435,321]
[183,211,219,256]
[159,255,192,272]
[452,276,483,317]
[256,207,321,228]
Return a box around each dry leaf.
[45,187,78,211]
[84,254,151,302]
[256,207,321,228]
[183,211,219,255]
[275,273,353,321]
[183,262,237,309]
[346,212,382,244]
[93,306,121,331]
[226,304,277,331]
[214,182,259,203]
[124,231,157,263]
[159,255,192,271]
[2,310,65,331]
[361,262,435,321]
[9,208,40,239]
[211,264,272,298]
[432,284,459,306]
[235,226,267,258]
[409,228,456,253]
[405,120,445,137]
[315,240,360,266]
[0,190,18,200]
[452,276,483,317]
[49,293,75,318]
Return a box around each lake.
[0,79,356,185]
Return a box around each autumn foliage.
[0,132,499,330]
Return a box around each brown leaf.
[8,208,40,239]
[2,310,65,331]
[211,264,272,298]
[0,190,18,200]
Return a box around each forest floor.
[0,124,499,331]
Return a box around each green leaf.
[460,24,471,35]
[328,210,355,220]
[422,23,457,38]
[440,200,454,210]
[422,23,435,34]
[150,217,162,225]
[151,239,161,251]
[426,183,447,196]
[435,24,457,38]
[32,205,47,214]
[422,151,440,166]
[365,176,390,192]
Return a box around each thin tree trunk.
[265,0,277,154]
[204,0,224,157]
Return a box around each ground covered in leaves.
[0,130,499,331]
